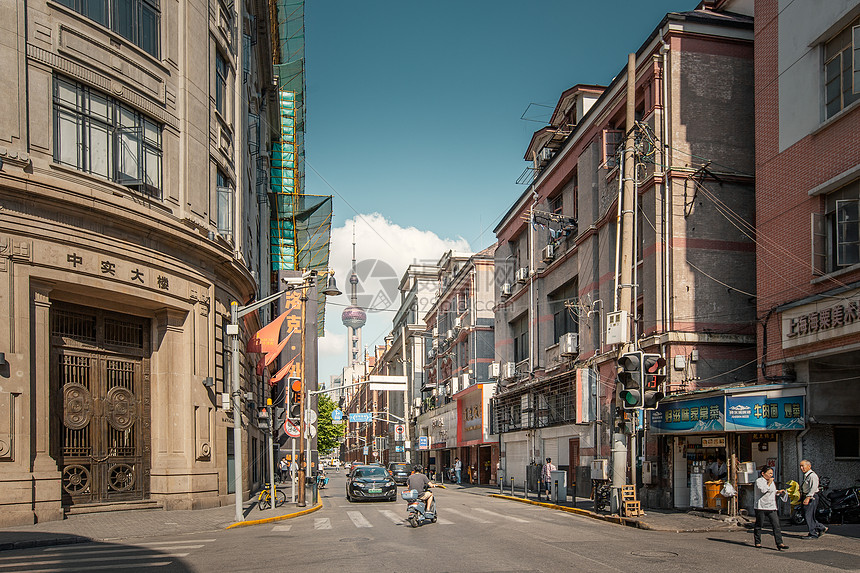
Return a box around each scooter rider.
[407,465,437,511]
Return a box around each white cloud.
[320,213,470,381]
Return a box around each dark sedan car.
[346,465,397,502]
[387,462,412,485]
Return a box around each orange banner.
[246,310,289,354]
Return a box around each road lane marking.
[28,562,174,572]
[347,511,373,528]
[473,507,529,522]
[437,517,454,525]
[272,524,292,532]
[443,507,491,523]
[314,518,332,530]
[377,509,403,524]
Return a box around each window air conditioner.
[559,332,579,357]
[515,268,529,283]
[501,283,512,297]
[541,244,555,263]
[446,329,454,340]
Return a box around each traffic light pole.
[297,287,308,507]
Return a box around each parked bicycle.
[257,483,286,510]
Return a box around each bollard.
[524,480,528,499]
[554,479,559,503]
[510,477,514,496]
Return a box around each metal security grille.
[491,375,576,434]
[51,303,151,506]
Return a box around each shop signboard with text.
[649,396,724,434]
[725,394,804,431]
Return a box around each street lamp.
[228,270,340,521]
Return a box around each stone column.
[30,280,62,522]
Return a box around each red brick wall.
[755,0,860,376]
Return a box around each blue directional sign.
[394,445,404,453]
[331,408,343,421]
[418,436,430,450]
[349,412,373,423]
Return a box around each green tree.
[316,393,344,454]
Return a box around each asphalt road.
[2,473,859,572]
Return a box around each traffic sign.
[283,419,300,438]
[362,446,368,455]
[394,445,404,453]
[349,412,373,423]
[305,409,317,424]
[331,408,343,421]
[418,436,430,450]
[394,424,406,442]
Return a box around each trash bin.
[550,470,567,503]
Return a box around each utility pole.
[612,53,637,512]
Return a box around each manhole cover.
[339,537,370,543]
[631,551,678,558]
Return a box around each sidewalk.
[451,482,747,533]
[0,486,322,552]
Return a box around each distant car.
[346,465,397,502]
[387,462,412,485]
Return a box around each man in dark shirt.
[406,465,437,511]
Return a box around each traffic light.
[642,353,666,409]
[616,351,643,409]
[257,407,271,430]
[273,406,285,425]
[287,377,302,420]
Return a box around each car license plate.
[369,488,382,494]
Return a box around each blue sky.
[304,0,696,380]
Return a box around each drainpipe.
[660,42,671,334]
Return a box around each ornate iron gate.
[51,304,151,506]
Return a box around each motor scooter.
[316,472,328,489]
[401,489,437,527]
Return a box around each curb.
[487,494,743,532]
[489,494,641,528]
[225,501,323,529]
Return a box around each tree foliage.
[316,393,344,454]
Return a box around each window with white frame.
[53,76,162,198]
[56,0,160,58]
[824,17,860,119]
[812,178,860,274]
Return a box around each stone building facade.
[0,0,277,525]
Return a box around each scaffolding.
[269,0,331,335]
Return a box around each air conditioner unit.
[559,332,579,356]
[446,329,454,340]
[539,147,553,162]
[501,283,512,297]
[432,338,439,349]
[502,362,516,380]
[541,244,555,263]
[432,327,438,338]
[454,317,462,328]
[489,362,501,379]
[515,267,529,283]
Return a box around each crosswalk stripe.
[28,562,173,572]
[473,507,529,523]
[347,511,373,528]
[314,518,332,530]
[443,507,491,523]
[272,524,292,532]
[377,509,403,524]
[0,553,190,569]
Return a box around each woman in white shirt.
[753,466,788,550]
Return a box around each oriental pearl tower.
[341,234,366,367]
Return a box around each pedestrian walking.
[278,457,289,482]
[454,457,462,485]
[541,458,557,498]
[753,466,789,550]
[800,459,828,538]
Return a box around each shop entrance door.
[51,304,151,506]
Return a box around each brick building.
[755,0,860,487]
[491,1,760,508]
